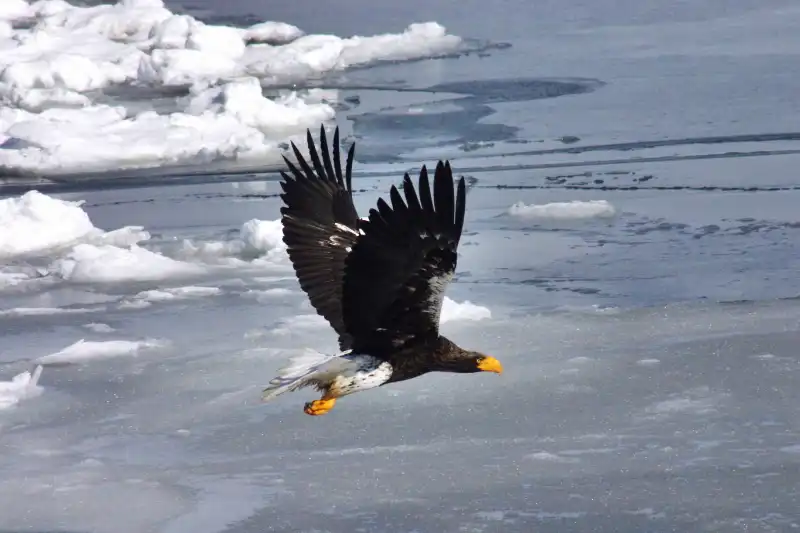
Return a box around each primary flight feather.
[262,126,503,416]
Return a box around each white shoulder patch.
[425,273,454,325]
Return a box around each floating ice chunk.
[3,54,125,94]
[440,297,491,323]
[83,322,115,333]
[339,22,462,66]
[118,299,152,310]
[525,451,580,463]
[752,353,777,360]
[133,285,221,302]
[244,288,293,303]
[140,16,247,84]
[230,180,269,193]
[243,22,461,83]
[148,14,246,54]
[240,218,286,256]
[38,0,172,41]
[0,365,43,410]
[0,190,185,288]
[35,338,168,365]
[6,87,91,113]
[0,306,102,317]
[132,289,180,302]
[0,0,463,175]
[637,358,661,366]
[184,78,335,135]
[1,81,334,174]
[0,190,99,258]
[177,217,288,267]
[89,226,151,248]
[187,23,246,57]
[508,200,617,221]
[51,243,204,283]
[140,46,239,87]
[148,14,194,49]
[244,21,304,44]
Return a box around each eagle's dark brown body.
[382,336,484,384]
[260,126,503,415]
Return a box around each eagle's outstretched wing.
[279,126,359,350]
[341,161,467,353]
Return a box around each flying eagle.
[261,126,503,416]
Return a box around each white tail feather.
[261,349,356,401]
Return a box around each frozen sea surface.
[2,0,800,532]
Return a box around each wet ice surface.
[3,0,800,532]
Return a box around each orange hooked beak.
[477,356,503,374]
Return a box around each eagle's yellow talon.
[304,397,336,416]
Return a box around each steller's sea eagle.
[261,126,503,416]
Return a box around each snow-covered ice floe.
[0,189,289,291]
[0,365,43,410]
[0,0,465,176]
[508,200,617,221]
[35,338,168,365]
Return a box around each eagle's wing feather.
[342,161,467,353]
[279,126,359,350]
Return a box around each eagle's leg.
[304,394,337,416]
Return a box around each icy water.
[2,0,800,532]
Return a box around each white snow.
[637,358,661,366]
[83,322,115,333]
[0,191,98,258]
[441,297,492,323]
[0,190,292,296]
[238,218,287,259]
[508,200,617,221]
[133,286,222,302]
[0,190,155,264]
[177,218,288,267]
[0,365,43,410]
[243,288,293,302]
[35,338,168,365]
[0,306,102,317]
[525,451,579,463]
[52,243,205,283]
[244,21,304,44]
[0,0,463,175]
